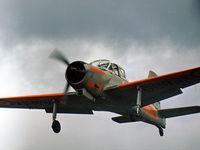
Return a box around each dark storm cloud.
[1,0,200,48]
[194,0,200,16]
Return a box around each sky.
[0,0,200,150]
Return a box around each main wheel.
[52,120,61,133]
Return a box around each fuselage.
[65,60,166,128]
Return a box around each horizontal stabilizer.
[159,106,200,118]
[112,116,137,123]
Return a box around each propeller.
[64,82,70,93]
[49,49,71,95]
[49,49,70,66]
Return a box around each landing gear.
[136,86,142,116]
[157,126,164,136]
[130,86,142,121]
[52,120,61,133]
[51,100,61,133]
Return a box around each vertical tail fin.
[153,102,161,110]
[148,70,161,110]
[148,70,158,78]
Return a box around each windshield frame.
[89,59,126,80]
[89,59,111,70]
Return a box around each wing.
[105,66,200,108]
[158,106,200,118]
[0,92,94,114]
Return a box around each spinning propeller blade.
[49,49,70,66]
[64,83,70,93]
[49,49,71,94]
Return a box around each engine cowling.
[66,61,86,84]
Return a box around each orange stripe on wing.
[0,93,64,102]
[118,66,200,89]
[89,66,105,75]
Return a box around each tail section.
[148,70,158,78]
[158,106,200,118]
[148,70,161,110]
[153,102,161,110]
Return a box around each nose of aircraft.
[66,61,87,84]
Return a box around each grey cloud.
[1,0,200,48]
[0,40,200,150]
[0,1,200,150]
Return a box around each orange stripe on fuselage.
[89,66,105,75]
[148,104,157,113]
[86,81,103,91]
[143,106,156,120]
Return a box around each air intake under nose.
[66,61,86,84]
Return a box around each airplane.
[0,50,200,136]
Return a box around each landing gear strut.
[136,86,142,116]
[51,100,61,133]
[157,126,164,136]
[130,86,142,121]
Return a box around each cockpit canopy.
[89,59,126,79]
